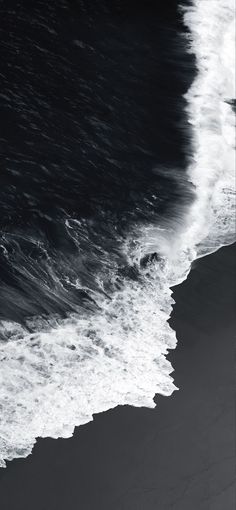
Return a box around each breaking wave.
[0,0,235,468]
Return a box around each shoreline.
[0,243,235,509]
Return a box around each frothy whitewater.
[0,0,235,467]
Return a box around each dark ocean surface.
[0,0,194,323]
[0,0,235,504]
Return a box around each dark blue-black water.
[1,5,235,509]
[0,0,194,326]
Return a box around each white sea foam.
[0,0,235,467]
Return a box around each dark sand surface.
[0,243,235,510]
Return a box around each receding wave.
[0,0,235,467]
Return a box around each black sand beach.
[0,243,235,510]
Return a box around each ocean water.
[0,0,235,468]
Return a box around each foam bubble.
[0,273,177,467]
[183,0,235,257]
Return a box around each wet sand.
[0,243,235,509]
